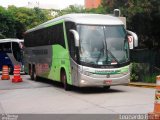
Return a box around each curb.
[128,82,156,88]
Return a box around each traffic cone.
[12,65,22,83]
[148,75,160,120]
[1,65,10,80]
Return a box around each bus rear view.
[0,39,24,73]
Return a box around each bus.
[24,13,138,90]
[0,38,24,73]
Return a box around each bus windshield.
[77,25,129,66]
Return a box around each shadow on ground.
[33,77,126,94]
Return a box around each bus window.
[0,42,11,53]
[12,42,23,62]
[65,22,77,61]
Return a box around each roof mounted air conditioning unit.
[114,9,121,17]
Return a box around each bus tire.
[31,66,37,81]
[61,70,70,91]
[103,86,110,90]
[29,64,31,77]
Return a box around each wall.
[85,0,101,9]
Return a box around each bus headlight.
[80,80,86,84]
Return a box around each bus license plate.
[104,80,112,84]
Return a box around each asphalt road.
[0,75,155,115]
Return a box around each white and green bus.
[24,13,138,90]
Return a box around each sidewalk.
[129,82,156,88]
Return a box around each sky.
[0,0,84,9]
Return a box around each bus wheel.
[103,86,110,90]
[61,71,70,91]
[31,67,37,81]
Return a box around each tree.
[0,6,16,38]
[0,33,6,39]
[6,6,54,38]
[99,0,160,49]
[56,5,85,17]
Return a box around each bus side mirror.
[127,30,138,49]
[70,29,79,47]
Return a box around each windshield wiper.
[106,49,119,64]
[96,48,103,63]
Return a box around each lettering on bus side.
[94,70,121,75]
[32,49,48,55]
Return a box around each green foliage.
[130,73,138,82]
[55,5,86,17]
[99,0,160,49]
[0,5,54,38]
[130,62,158,83]
[8,6,52,29]
[130,63,139,82]
[144,74,156,83]
[131,63,150,82]
[0,33,6,39]
[0,6,16,38]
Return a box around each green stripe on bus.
[91,66,129,75]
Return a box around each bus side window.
[0,42,11,52]
[12,42,21,62]
[65,22,77,60]
[53,24,65,48]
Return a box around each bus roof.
[26,13,124,33]
[0,38,24,43]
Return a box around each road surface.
[0,75,155,115]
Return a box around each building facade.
[85,0,101,9]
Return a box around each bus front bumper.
[78,73,130,87]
